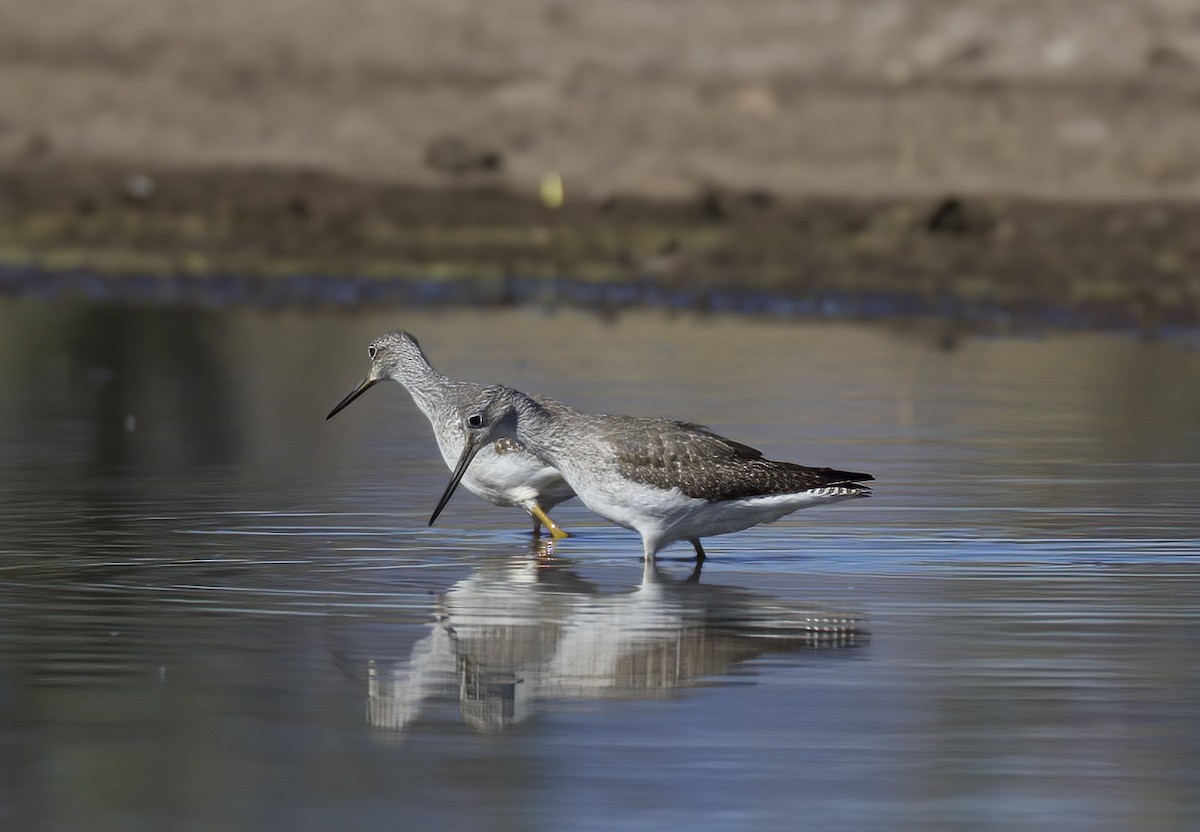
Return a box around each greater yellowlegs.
[327,332,575,538]
[430,385,873,562]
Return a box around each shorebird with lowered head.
[327,331,575,538]
[430,384,874,562]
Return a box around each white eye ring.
[467,414,484,429]
[367,346,378,360]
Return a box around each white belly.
[573,474,862,549]
[436,429,573,510]
[460,447,574,509]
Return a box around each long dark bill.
[326,377,382,420]
[429,436,484,527]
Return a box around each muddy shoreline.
[4,3,1200,328]
[1,164,1197,331]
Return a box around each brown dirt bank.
[7,1,1200,201]
[1,164,1198,330]
[3,2,1200,326]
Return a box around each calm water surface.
[1,300,1198,831]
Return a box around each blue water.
[1,301,1198,831]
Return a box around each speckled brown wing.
[606,419,873,502]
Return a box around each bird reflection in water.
[368,545,866,733]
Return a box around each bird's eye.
[367,346,377,360]
[467,413,484,429]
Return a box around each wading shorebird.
[429,385,874,562]
[327,332,575,538]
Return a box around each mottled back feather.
[604,419,873,502]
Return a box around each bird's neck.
[512,396,579,468]
[392,356,452,413]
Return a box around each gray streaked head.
[428,385,530,526]
[364,330,431,381]
[462,385,523,435]
[326,330,432,420]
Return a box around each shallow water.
[1,301,1198,831]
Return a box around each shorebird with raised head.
[327,332,575,538]
[429,384,873,562]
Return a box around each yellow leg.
[529,503,569,539]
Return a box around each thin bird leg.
[529,503,569,540]
[690,539,707,563]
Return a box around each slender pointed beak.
[326,376,382,420]
[429,434,484,527]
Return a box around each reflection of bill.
[368,552,866,734]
